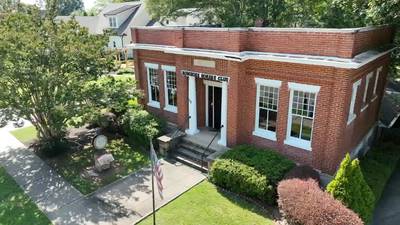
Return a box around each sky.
[20,0,97,10]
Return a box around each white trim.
[285,82,319,151]
[162,65,178,113]
[218,81,228,146]
[347,79,362,125]
[253,129,277,141]
[161,65,176,72]
[363,72,373,103]
[361,104,369,112]
[144,62,159,69]
[373,66,383,96]
[255,77,282,88]
[288,82,320,93]
[127,43,396,69]
[147,101,160,109]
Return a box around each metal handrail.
[170,115,190,139]
[200,125,223,169]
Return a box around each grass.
[0,167,51,225]
[47,138,149,195]
[138,181,275,225]
[10,126,38,145]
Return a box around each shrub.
[117,67,134,75]
[121,109,166,146]
[278,179,363,225]
[284,165,320,183]
[209,159,274,204]
[327,154,375,224]
[220,145,295,185]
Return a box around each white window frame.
[361,72,373,112]
[252,78,282,141]
[162,65,177,113]
[284,82,320,151]
[109,17,117,28]
[348,79,362,125]
[145,62,160,108]
[372,66,383,102]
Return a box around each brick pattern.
[131,27,394,58]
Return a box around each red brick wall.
[132,27,394,58]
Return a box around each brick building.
[129,26,395,174]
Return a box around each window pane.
[290,115,301,138]
[301,118,313,141]
[258,108,268,130]
[267,111,277,132]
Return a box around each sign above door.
[182,70,229,82]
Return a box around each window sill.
[252,129,277,141]
[361,104,369,112]
[347,114,356,125]
[164,105,177,113]
[147,101,160,109]
[284,137,311,151]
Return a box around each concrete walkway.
[372,164,400,225]
[0,128,205,225]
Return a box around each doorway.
[206,84,222,130]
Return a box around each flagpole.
[150,141,156,225]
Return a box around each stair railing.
[200,125,223,170]
[170,115,190,139]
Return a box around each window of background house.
[109,17,117,28]
[253,78,281,141]
[162,65,177,113]
[145,63,160,108]
[284,82,320,151]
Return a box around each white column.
[185,76,199,135]
[218,81,228,146]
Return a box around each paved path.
[372,164,400,225]
[0,128,206,225]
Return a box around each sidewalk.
[372,164,400,225]
[0,128,205,225]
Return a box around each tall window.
[348,79,361,124]
[162,65,177,113]
[145,63,160,108]
[285,82,320,151]
[109,17,117,28]
[253,78,281,141]
[361,72,373,111]
[372,66,383,101]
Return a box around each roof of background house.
[380,80,400,128]
[116,5,140,35]
[104,4,138,16]
[56,16,99,33]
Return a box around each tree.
[0,11,113,147]
[57,0,84,16]
[327,154,375,223]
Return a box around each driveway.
[0,127,206,225]
[372,164,400,225]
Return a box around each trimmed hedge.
[220,145,295,185]
[327,154,375,224]
[278,179,363,225]
[284,165,320,183]
[209,159,274,204]
[210,145,294,205]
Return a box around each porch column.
[185,76,199,135]
[218,81,228,146]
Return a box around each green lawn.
[138,181,275,225]
[0,167,51,225]
[47,139,149,195]
[10,126,38,145]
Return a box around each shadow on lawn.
[215,184,280,222]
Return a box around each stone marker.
[95,153,114,172]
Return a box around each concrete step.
[180,139,217,153]
[179,142,214,155]
[171,153,208,172]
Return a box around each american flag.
[150,141,163,199]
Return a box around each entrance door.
[208,85,222,130]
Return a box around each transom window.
[162,65,177,113]
[145,63,160,108]
[253,78,281,141]
[109,17,117,28]
[285,82,320,151]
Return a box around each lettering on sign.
[182,70,229,82]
